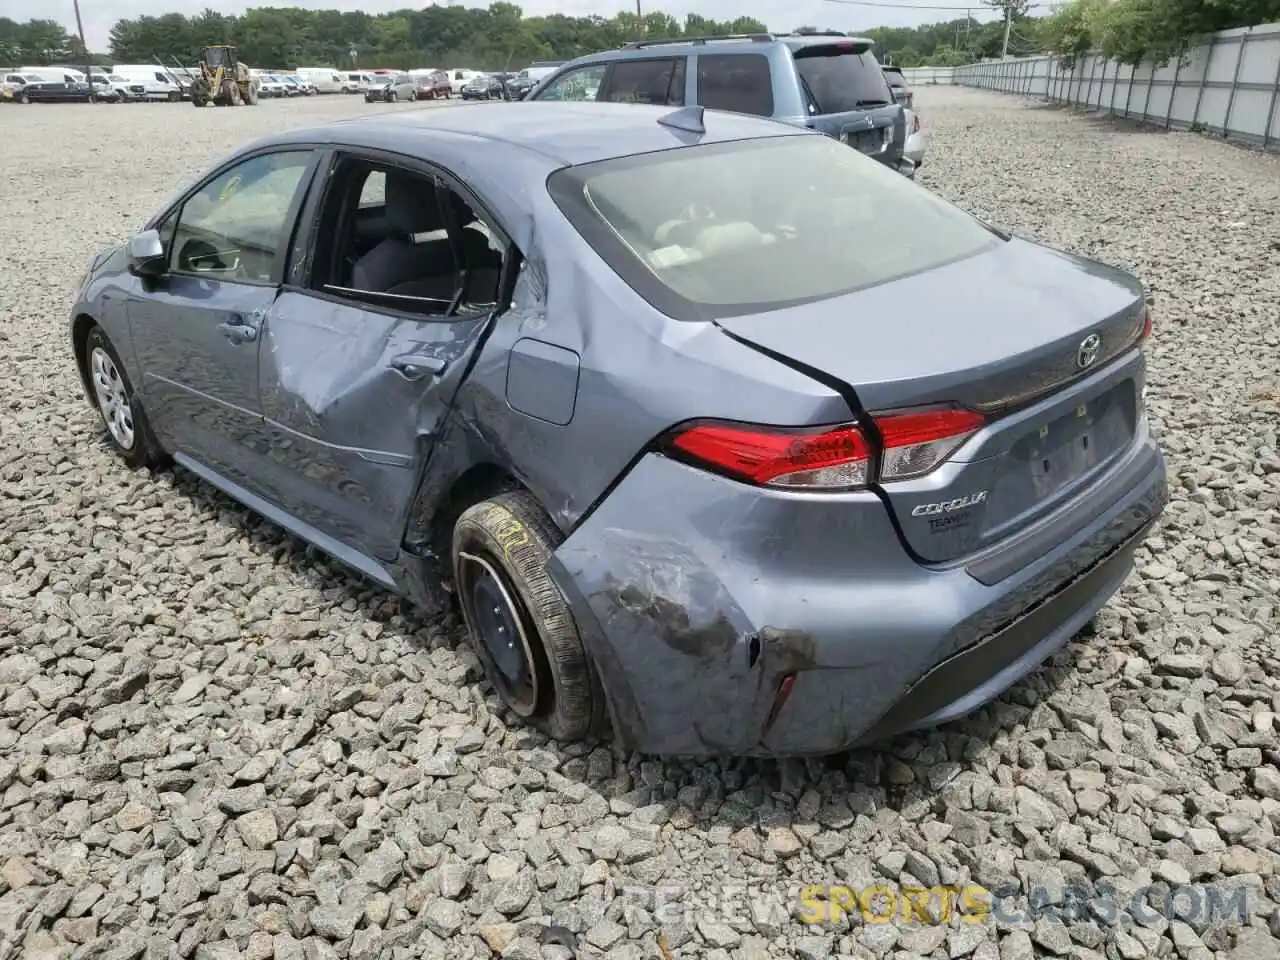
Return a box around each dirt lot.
[1,89,1278,960]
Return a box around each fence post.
[1123,62,1136,117]
[1263,41,1280,148]
[1109,59,1121,115]
[1190,39,1212,129]
[1084,56,1099,108]
[1222,27,1250,139]
[1140,58,1153,122]
[1165,51,1183,128]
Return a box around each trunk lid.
[714,239,1149,563]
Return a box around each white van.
[89,70,136,101]
[109,65,183,100]
[295,67,343,94]
[342,72,375,94]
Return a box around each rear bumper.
[549,429,1166,757]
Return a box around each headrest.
[385,171,443,235]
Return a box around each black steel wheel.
[452,491,608,741]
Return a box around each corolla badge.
[911,490,988,517]
[1076,333,1102,369]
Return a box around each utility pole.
[635,0,643,39]
[1001,3,1012,59]
[73,0,93,102]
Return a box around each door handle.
[218,321,258,343]
[389,355,448,381]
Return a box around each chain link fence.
[901,22,1280,151]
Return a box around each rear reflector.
[667,405,984,490]
[1141,305,1152,340]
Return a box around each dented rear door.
[256,291,491,562]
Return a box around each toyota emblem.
[1076,333,1102,369]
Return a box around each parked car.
[3,72,93,103]
[505,62,563,100]
[281,75,315,96]
[413,70,452,99]
[902,107,929,176]
[90,71,138,102]
[69,101,1166,757]
[460,74,505,100]
[448,68,483,94]
[883,65,914,110]
[365,73,423,102]
[526,32,912,175]
[257,75,290,98]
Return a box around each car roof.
[553,33,876,67]
[266,100,811,167]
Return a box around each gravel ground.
[1,88,1279,960]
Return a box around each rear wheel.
[227,81,243,106]
[245,83,258,105]
[409,90,417,101]
[388,91,398,103]
[453,491,608,741]
[19,90,29,104]
[84,326,165,469]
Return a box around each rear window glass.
[696,54,773,117]
[794,48,894,114]
[548,135,999,321]
[883,71,908,89]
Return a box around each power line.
[819,0,1049,10]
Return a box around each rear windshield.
[794,48,894,114]
[548,135,999,321]
[883,71,908,89]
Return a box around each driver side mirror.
[128,229,167,278]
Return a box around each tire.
[19,91,29,104]
[228,81,243,106]
[409,90,417,101]
[84,326,165,470]
[245,83,258,105]
[453,491,607,742]
[388,91,398,103]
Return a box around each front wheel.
[453,491,608,742]
[388,91,398,103]
[84,326,166,470]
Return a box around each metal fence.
[907,22,1280,150]
[900,66,955,85]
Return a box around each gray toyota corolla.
[69,101,1167,756]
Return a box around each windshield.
[548,135,999,321]
[794,47,894,113]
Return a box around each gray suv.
[526,32,910,174]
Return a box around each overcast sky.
[1,0,1007,53]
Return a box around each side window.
[534,64,607,102]
[309,156,508,318]
[170,150,313,283]
[601,58,684,106]
[696,54,774,117]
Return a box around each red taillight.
[667,406,984,490]
[1141,306,1153,340]
[670,422,872,489]
[911,114,921,133]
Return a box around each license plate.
[1028,400,1103,497]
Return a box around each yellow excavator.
[190,45,259,107]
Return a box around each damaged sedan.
[69,101,1168,757]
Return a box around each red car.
[418,70,452,99]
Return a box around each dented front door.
[256,290,491,562]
